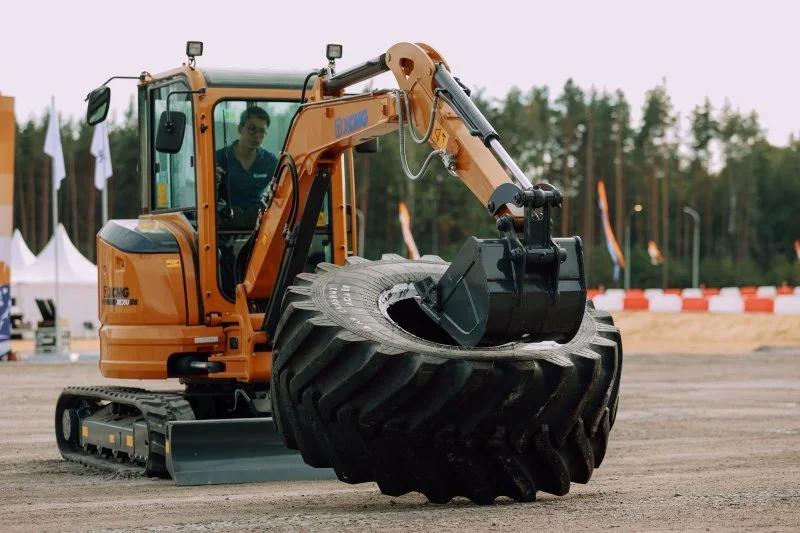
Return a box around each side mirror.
[355,137,379,154]
[155,111,186,154]
[86,86,111,126]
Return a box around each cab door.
[142,78,204,326]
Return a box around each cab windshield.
[213,100,298,230]
[213,100,332,301]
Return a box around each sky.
[1,0,797,146]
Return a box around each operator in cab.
[215,106,278,228]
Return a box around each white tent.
[13,224,98,337]
[11,229,36,283]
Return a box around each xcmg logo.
[102,286,138,306]
[335,110,368,138]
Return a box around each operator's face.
[238,117,268,151]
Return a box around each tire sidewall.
[308,258,598,360]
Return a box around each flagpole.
[102,185,108,226]
[92,121,112,227]
[50,96,60,354]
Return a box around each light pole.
[683,206,701,288]
[624,204,643,290]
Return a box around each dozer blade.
[165,418,337,485]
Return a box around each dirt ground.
[612,312,800,354]
[1,317,799,531]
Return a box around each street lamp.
[683,206,701,288]
[624,204,643,290]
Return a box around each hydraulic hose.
[395,91,444,181]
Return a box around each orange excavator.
[56,42,622,504]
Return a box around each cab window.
[213,101,297,230]
[214,100,328,299]
[151,81,196,211]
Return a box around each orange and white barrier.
[589,286,800,314]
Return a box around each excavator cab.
[55,42,622,504]
[62,47,356,483]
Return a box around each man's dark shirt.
[215,141,278,208]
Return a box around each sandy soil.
[1,344,799,531]
[612,312,800,354]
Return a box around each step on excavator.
[56,41,622,504]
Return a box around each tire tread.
[271,258,622,504]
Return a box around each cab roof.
[199,68,313,90]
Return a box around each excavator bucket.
[414,183,586,347]
[165,418,337,485]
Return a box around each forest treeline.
[13,81,800,288]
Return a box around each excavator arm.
[244,42,586,347]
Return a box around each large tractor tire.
[270,255,622,504]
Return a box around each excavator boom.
[243,42,585,347]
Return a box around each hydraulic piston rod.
[433,64,533,188]
[488,138,533,189]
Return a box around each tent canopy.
[12,225,99,338]
[15,224,96,284]
[11,229,36,283]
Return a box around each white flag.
[43,101,66,189]
[90,121,113,189]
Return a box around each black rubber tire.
[270,255,622,504]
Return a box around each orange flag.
[647,240,665,265]
[597,181,625,280]
[398,202,420,260]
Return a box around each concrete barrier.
[649,294,682,312]
[774,296,800,314]
[709,295,745,313]
[682,297,710,312]
[604,288,626,299]
[587,288,603,300]
[644,288,664,298]
[720,287,741,297]
[587,287,800,314]
[744,297,774,313]
[623,295,649,310]
[592,294,624,312]
[756,286,777,298]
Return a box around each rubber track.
[55,386,195,477]
[271,258,623,504]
